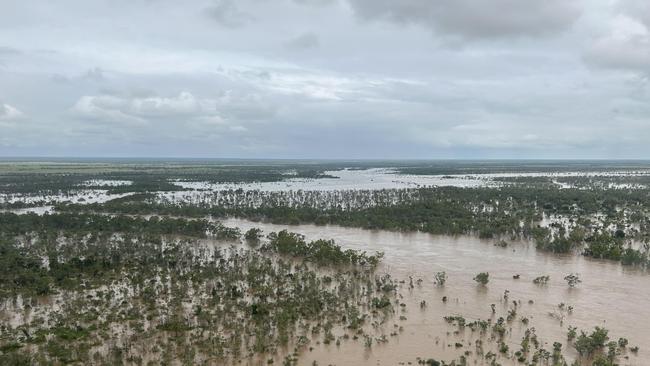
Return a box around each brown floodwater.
[223,218,650,366]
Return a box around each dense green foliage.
[263,230,383,267]
[574,327,609,356]
[0,159,338,196]
[473,272,489,285]
[0,214,240,299]
[0,212,237,239]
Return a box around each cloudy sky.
[1,0,649,158]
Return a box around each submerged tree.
[564,273,581,288]
[533,275,550,285]
[434,271,447,286]
[244,227,263,245]
[473,272,489,285]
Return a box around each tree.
[474,272,489,285]
[244,228,263,245]
[533,275,550,285]
[574,327,608,356]
[564,273,581,288]
[434,271,447,286]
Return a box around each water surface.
[225,218,649,365]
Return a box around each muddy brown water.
[223,218,649,365]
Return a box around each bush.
[434,271,447,286]
[265,230,383,267]
[244,228,263,244]
[473,272,489,285]
[533,275,550,285]
[564,273,581,287]
[574,327,608,356]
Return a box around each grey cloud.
[347,0,581,40]
[620,0,650,28]
[83,67,105,82]
[0,46,20,67]
[216,92,276,121]
[293,0,336,6]
[583,1,650,74]
[50,74,71,84]
[205,0,254,28]
[585,35,650,73]
[284,32,320,50]
[0,46,21,55]
[49,68,107,84]
[3,0,650,158]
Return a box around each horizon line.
[2,156,650,162]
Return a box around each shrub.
[533,275,550,285]
[564,273,581,287]
[574,327,608,356]
[434,271,447,286]
[474,272,489,285]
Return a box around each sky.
[0,0,649,159]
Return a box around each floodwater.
[6,168,650,210]
[3,205,53,215]
[81,179,132,187]
[0,190,132,205]
[224,218,649,365]
[171,168,650,193]
[172,168,496,192]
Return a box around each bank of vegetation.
[0,213,392,365]
[52,184,650,268]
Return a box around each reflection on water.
[224,218,649,365]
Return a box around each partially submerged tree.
[474,272,489,285]
[244,227,263,245]
[533,275,550,285]
[564,273,581,288]
[434,271,447,286]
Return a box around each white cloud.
[0,103,24,122]
[71,95,147,125]
[130,92,202,117]
[72,92,207,120]
[70,91,276,127]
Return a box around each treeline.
[53,184,650,268]
[0,162,338,195]
[533,227,649,266]
[263,230,383,267]
[59,183,650,237]
[0,212,239,240]
[396,160,650,175]
[56,198,525,238]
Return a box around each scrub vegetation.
[0,213,393,365]
[1,159,647,365]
